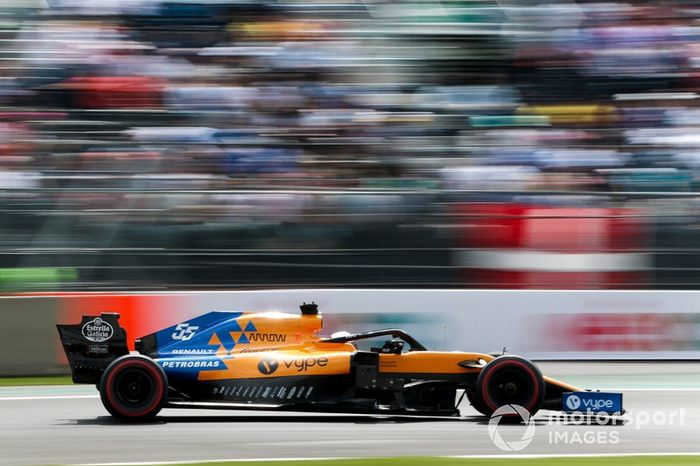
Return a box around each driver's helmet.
[381,338,405,354]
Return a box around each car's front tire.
[466,389,490,416]
[99,355,167,422]
[473,355,544,419]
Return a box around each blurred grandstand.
[1,0,700,291]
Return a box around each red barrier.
[453,203,649,289]
[539,313,692,352]
[57,293,187,358]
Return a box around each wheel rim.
[114,367,155,408]
[486,367,534,407]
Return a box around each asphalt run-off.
[1,363,699,466]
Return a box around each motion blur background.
[2,0,700,292]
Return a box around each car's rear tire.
[99,355,167,422]
[474,356,544,419]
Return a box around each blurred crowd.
[3,0,700,290]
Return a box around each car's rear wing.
[56,313,129,384]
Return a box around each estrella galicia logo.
[82,317,114,343]
[258,358,279,375]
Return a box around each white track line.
[2,388,699,401]
[598,388,700,391]
[606,388,700,392]
[449,452,700,459]
[74,453,700,466]
[0,395,98,401]
[2,388,698,402]
[75,458,343,466]
[3,388,698,398]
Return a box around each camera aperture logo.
[488,404,536,452]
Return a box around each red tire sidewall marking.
[105,359,164,418]
[480,359,540,413]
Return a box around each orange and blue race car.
[57,303,623,422]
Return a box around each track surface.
[1,363,699,466]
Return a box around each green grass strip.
[0,375,72,386]
[140,456,700,466]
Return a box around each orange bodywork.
[199,344,354,381]
[185,311,580,395]
[378,352,491,374]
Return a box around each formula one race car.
[57,303,623,422]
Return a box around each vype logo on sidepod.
[258,358,279,375]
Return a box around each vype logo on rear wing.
[563,392,623,414]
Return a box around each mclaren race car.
[57,303,623,421]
